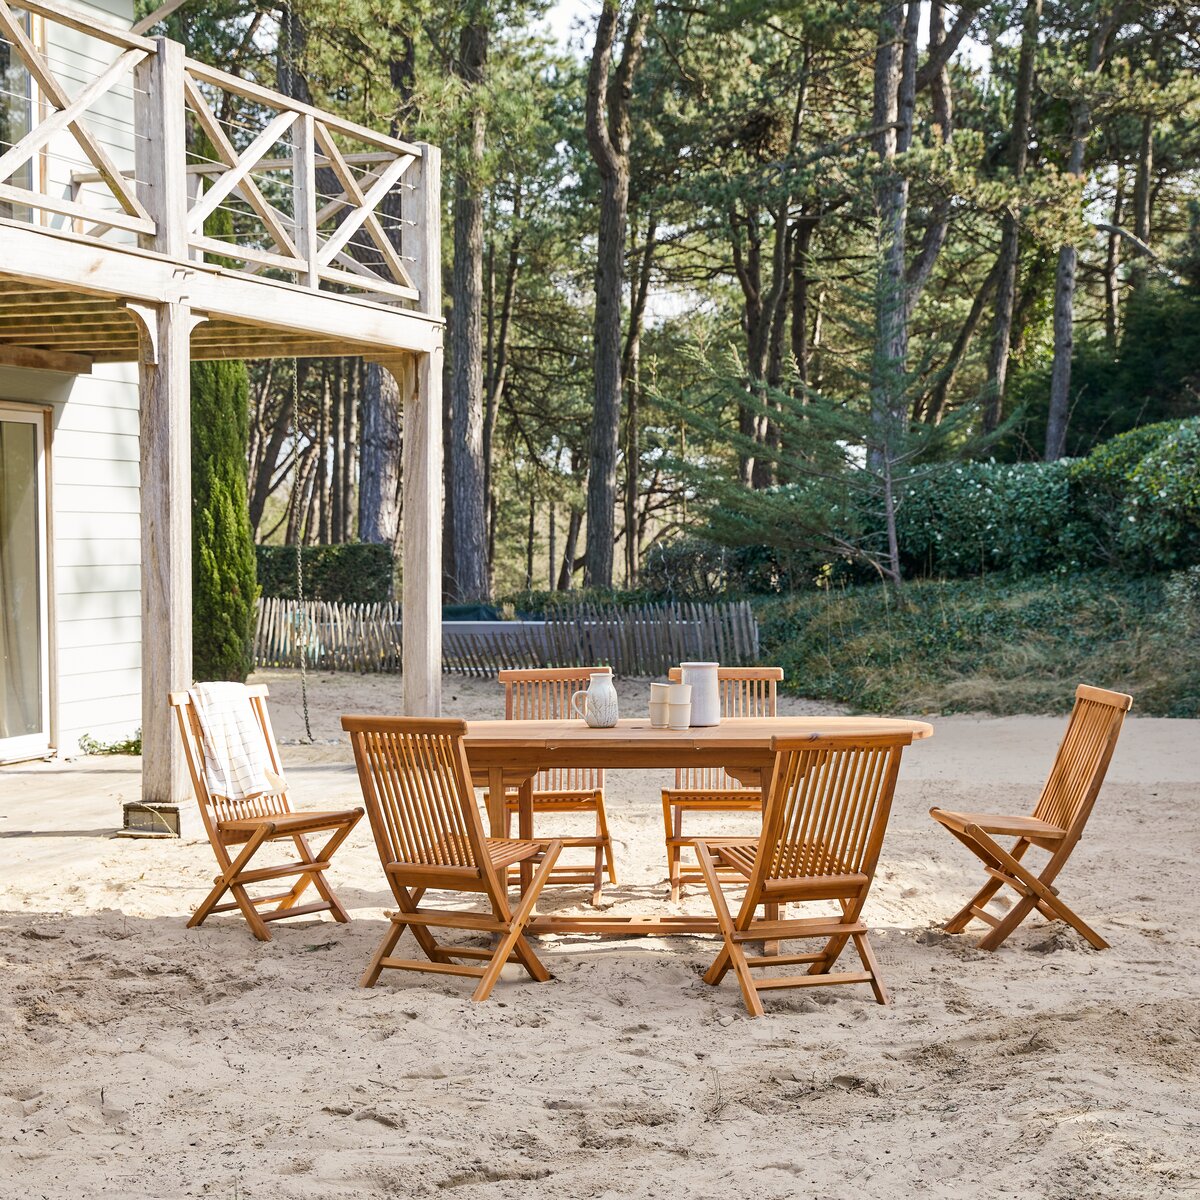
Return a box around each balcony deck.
[0,0,441,368]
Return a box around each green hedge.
[896,418,1200,578]
[256,543,394,603]
[755,569,1200,717]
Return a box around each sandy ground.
[1,669,1198,1199]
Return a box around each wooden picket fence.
[254,597,759,677]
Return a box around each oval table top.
[463,715,934,753]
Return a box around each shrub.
[896,460,1075,578]
[255,542,395,603]
[894,418,1200,579]
[755,570,1199,717]
[192,359,258,681]
[1118,420,1200,569]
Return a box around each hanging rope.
[293,358,314,743]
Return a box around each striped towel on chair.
[189,682,275,802]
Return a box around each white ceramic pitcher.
[679,661,720,727]
[571,670,619,728]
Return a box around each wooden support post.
[403,349,443,715]
[292,113,319,289]
[400,142,443,716]
[129,299,197,834]
[127,35,196,834]
[134,37,187,257]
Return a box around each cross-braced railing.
[0,0,436,311]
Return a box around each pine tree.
[192,358,258,681]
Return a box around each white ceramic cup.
[667,682,692,730]
[649,682,671,728]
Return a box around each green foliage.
[1118,419,1200,568]
[756,570,1200,718]
[77,728,142,755]
[1003,283,1200,459]
[256,543,395,603]
[897,460,1075,578]
[723,418,1200,583]
[192,359,258,682]
[640,537,816,599]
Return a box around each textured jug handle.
[570,690,588,719]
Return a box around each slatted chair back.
[1030,684,1132,841]
[342,715,495,879]
[749,733,910,897]
[499,667,606,794]
[667,667,783,792]
[169,686,292,843]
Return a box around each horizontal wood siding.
[0,357,144,754]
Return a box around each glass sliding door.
[0,405,50,760]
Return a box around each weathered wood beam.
[0,4,152,223]
[0,299,123,318]
[377,351,442,717]
[133,300,194,820]
[0,218,442,351]
[130,0,191,36]
[16,0,156,50]
[0,344,93,372]
[0,313,135,331]
[399,141,443,715]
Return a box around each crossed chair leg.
[360,841,563,1002]
[694,842,889,1018]
[188,821,357,942]
[939,824,1108,951]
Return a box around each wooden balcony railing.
[0,0,436,313]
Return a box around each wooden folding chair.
[169,686,363,941]
[492,668,616,905]
[341,715,563,1000]
[694,732,911,1017]
[931,683,1132,951]
[662,667,784,900]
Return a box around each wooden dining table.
[463,715,934,937]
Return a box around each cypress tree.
[192,356,258,680]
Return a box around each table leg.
[487,767,507,838]
[518,776,534,894]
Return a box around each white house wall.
[0,363,142,755]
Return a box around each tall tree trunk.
[441,334,455,599]
[342,361,359,540]
[1130,110,1154,290]
[1046,12,1118,462]
[524,485,536,590]
[925,257,1000,425]
[448,17,490,602]
[358,362,402,545]
[557,507,583,591]
[1104,171,1124,346]
[904,0,952,318]
[583,0,649,588]
[483,190,522,584]
[790,217,816,385]
[547,501,556,591]
[330,358,344,542]
[316,364,331,543]
[868,2,913,479]
[623,211,656,587]
[986,0,1039,432]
